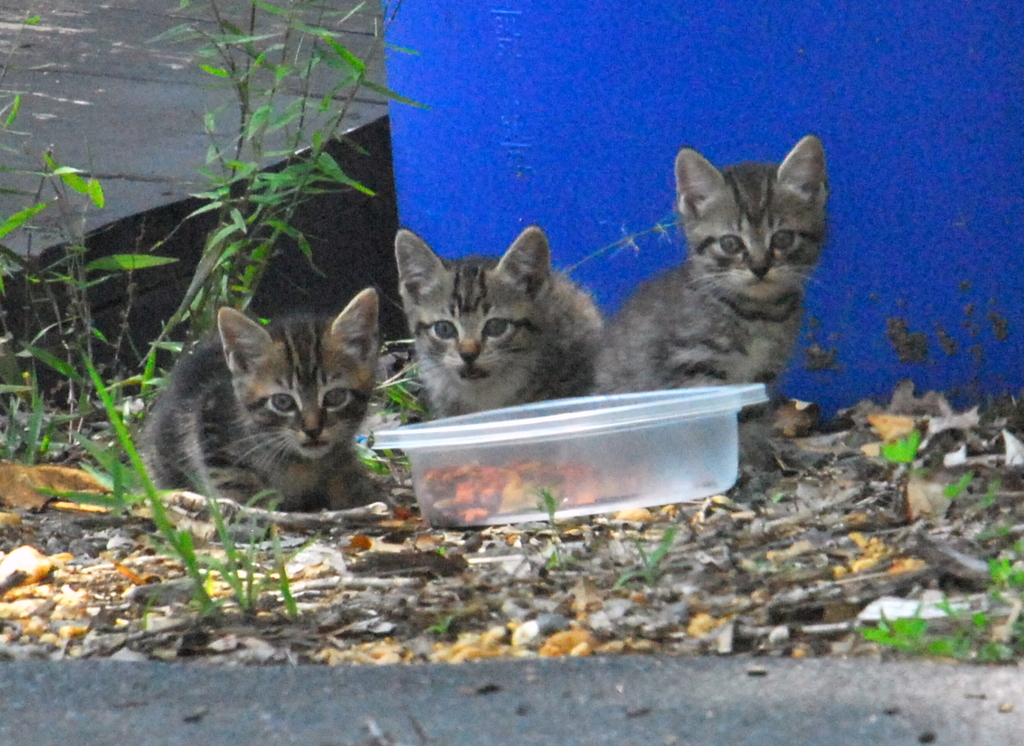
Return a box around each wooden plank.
[0,0,389,256]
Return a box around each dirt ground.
[2,379,1024,667]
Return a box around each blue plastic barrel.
[386,2,1024,413]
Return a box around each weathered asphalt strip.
[0,657,1019,745]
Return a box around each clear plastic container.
[372,385,767,527]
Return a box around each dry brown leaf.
[905,473,953,520]
[860,442,882,458]
[570,578,604,619]
[413,533,443,551]
[774,398,821,437]
[866,414,916,442]
[0,462,109,510]
[766,540,816,563]
[1003,429,1024,467]
[0,512,21,527]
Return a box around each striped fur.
[395,226,603,417]
[597,135,828,393]
[142,289,380,510]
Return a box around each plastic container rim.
[372,384,767,450]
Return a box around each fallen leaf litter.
[2,381,1024,666]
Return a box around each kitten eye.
[322,388,352,409]
[269,393,297,413]
[431,320,458,340]
[718,235,746,256]
[770,230,795,252]
[481,318,512,338]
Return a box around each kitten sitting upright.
[395,226,603,418]
[596,135,828,394]
[143,288,380,510]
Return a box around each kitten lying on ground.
[143,289,380,510]
[395,226,603,418]
[597,135,828,394]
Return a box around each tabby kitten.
[395,226,603,418]
[596,135,828,393]
[143,288,380,511]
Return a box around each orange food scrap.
[686,612,726,638]
[421,459,624,525]
[849,557,881,573]
[58,624,90,640]
[614,507,653,523]
[888,557,927,575]
[0,545,54,588]
[432,627,511,663]
[345,534,373,553]
[538,628,596,657]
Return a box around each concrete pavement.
[0,656,1020,745]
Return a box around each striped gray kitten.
[395,226,603,418]
[142,289,380,510]
[597,135,828,393]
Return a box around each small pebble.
[511,619,540,646]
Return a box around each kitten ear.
[675,147,726,218]
[776,135,828,204]
[218,307,273,375]
[329,287,379,360]
[395,229,445,302]
[495,225,551,296]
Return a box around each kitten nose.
[303,415,322,440]
[458,340,481,363]
[749,258,771,279]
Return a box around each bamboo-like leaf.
[205,32,277,46]
[247,104,273,139]
[208,221,244,250]
[56,169,91,195]
[229,208,247,231]
[315,152,375,195]
[251,0,288,15]
[360,80,428,109]
[321,36,365,73]
[200,64,231,77]
[147,23,197,44]
[22,345,83,383]
[4,94,21,126]
[268,98,304,133]
[184,199,225,219]
[0,203,47,239]
[87,178,105,208]
[386,43,421,56]
[85,254,178,272]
